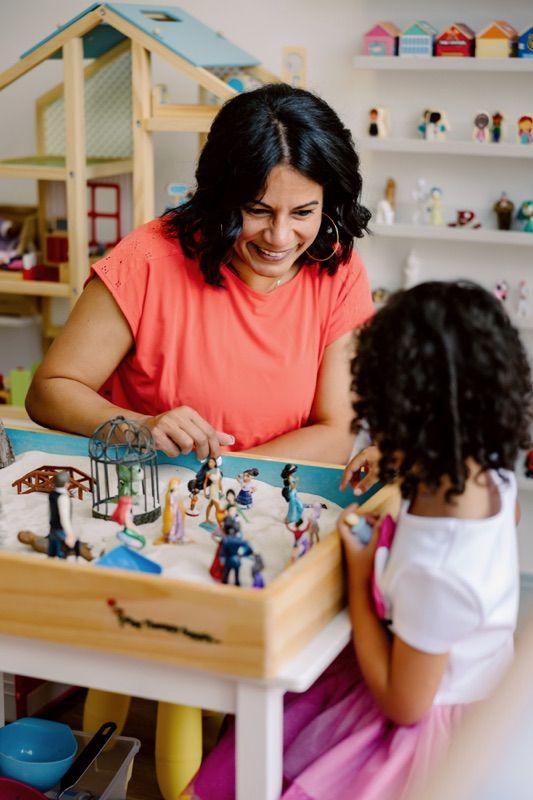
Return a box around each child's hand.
[337,504,379,581]
[340,445,380,496]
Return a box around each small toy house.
[435,23,475,57]
[399,21,437,58]
[518,26,533,58]
[362,22,400,56]
[476,21,519,58]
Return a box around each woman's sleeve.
[325,251,374,346]
[389,564,482,654]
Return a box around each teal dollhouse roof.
[20,2,259,68]
[401,21,437,38]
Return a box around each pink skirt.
[189,646,466,800]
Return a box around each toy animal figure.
[472,112,490,143]
[161,478,188,543]
[236,468,259,509]
[117,463,144,501]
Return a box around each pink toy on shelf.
[362,22,400,56]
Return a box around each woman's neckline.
[223,262,303,295]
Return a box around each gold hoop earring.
[306,213,341,262]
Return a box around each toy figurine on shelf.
[368,107,389,138]
[47,470,79,558]
[159,478,189,544]
[403,251,421,289]
[281,463,305,528]
[417,109,450,141]
[429,187,444,226]
[112,495,146,550]
[448,209,481,229]
[472,112,490,143]
[493,280,510,305]
[375,177,396,225]
[517,115,533,144]
[411,177,429,225]
[516,280,530,318]
[490,111,505,143]
[235,468,259,510]
[493,192,515,230]
[517,201,533,232]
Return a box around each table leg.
[236,684,284,800]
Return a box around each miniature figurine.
[448,209,481,229]
[375,177,396,225]
[47,470,78,558]
[516,280,530,318]
[493,192,515,230]
[112,495,146,550]
[368,107,388,138]
[411,178,429,225]
[517,201,533,232]
[345,511,374,545]
[281,464,304,527]
[429,187,444,226]
[117,462,144,502]
[304,502,327,547]
[490,111,505,143]
[418,109,450,141]
[493,280,510,304]
[0,421,15,468]
[403,251,421,289]
[472,112,490,143]
[236,468,259,509]
[517,115,533,144]
[220,520,253,586]
[186,485,200,516]
[203,456,224,523]
[160,478,188,544]
[251,553,265,588]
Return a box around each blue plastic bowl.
[0,718,77,792]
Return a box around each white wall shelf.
[353,56,533,72]
[361,138,533,159]
[372,224,533,247]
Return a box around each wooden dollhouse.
[435,23,475,58]
[0,2,279,350]
[518,26,533,58]
[475,21,519,58]
[398,21,437,58]
[362,22,400,57]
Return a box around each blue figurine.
[236,468,259,509]
[281,463,304,526]
[220,517,253,586]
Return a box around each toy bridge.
[12,465,94,499]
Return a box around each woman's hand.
[337,503,379,583]
[142,406,235,459]
[340,445,380,496]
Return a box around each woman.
[26,83,373,466]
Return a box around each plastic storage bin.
[45,731,140,800]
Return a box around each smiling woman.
[26,83,373,465]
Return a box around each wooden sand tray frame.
[0,428,399,680]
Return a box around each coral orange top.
[90,220,373,451]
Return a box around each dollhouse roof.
[476,20,519,40]
[436,22,475,41]
[21,3,259,67]
[365,22,401,39]
[401,21,438,38]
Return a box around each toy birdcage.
[89,416,161,524]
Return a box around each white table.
[0,609,351,800]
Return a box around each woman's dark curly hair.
[163,83,370,286]
[352,281,533,501]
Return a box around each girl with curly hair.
[190,280,533,800]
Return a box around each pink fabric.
[371,514,397,620]
[188,646,466,800]
[88,219,374,451]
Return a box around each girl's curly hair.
[163,83,370,286]
[352,281,533,501]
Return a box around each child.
[188,280,533,800]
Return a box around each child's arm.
[339,507,448,726]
